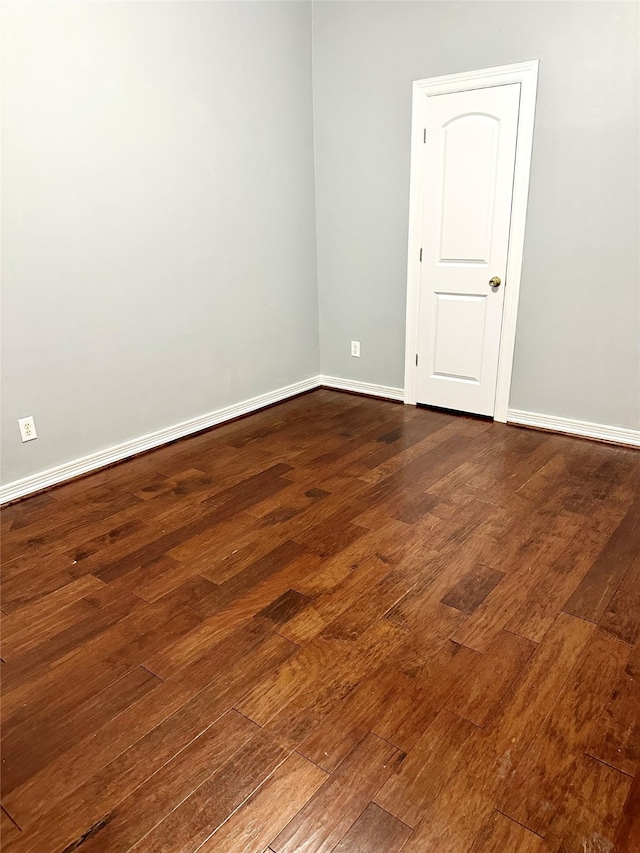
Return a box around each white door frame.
[403,61,539,422]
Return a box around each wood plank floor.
[1,389,639,853]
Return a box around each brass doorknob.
[489,276,501,288]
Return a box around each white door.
[415,84,521,416]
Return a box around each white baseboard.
[0,374,405,504]
[320,375,404,402]
[0,376,323,504]
[507,408,640,448]
[7,383,632,504]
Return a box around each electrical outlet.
[18,416,37,443]
[351,340,361,357]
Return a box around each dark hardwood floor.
[1,388,639,853]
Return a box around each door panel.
[440,115,498,263]
[416,84,521,416]
[432,293,486,383]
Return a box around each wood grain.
[128,727,293,853]
[271,732,405,853]
[614,772,640,853]
[440,565,506,615]
[330,802,412,853]
[373,709,478,828]
[542,753,632,853]
[444,630,536,727]
[470,811,543,852]
[600,589,640,646]
[588,660,640,777]
[499,630,630,836]
[563,494,640,623]
[1,389,638,853]
[196,751,327,853]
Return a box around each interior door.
[415,84,521,417]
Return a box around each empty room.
[1,1,639,851]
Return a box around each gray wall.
[3,1,638,489]
[313,1,640,429]
[1,1,319,485]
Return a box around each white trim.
[4,379,635,504]
[404,61,539,423]
[320,375,404,402]
[0,376,322,504]
[507,409,640,448]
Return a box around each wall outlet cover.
[18,417,37,442]
[351,340,361,357]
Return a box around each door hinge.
[419,247,423,262]
[423,128,426,143]
[415,354,419,367]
